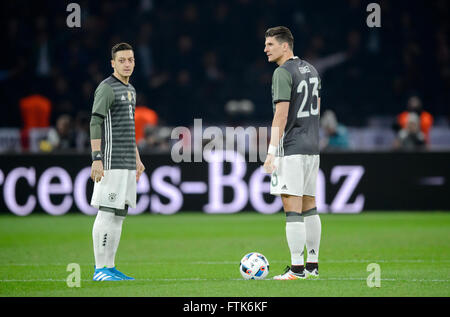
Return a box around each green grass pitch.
[0,212,449,297]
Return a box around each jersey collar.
[111,74,130,87]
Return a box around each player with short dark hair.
[89,42,145,281]
[263,26,322,280]
[111,42,134,60]
[265,26,294,51]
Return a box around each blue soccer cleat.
[108,267,135,280]
[92,268,123,281]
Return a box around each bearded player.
[263,27,322,280]
[89,43,145,281]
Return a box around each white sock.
[304,208,321,263]
[285,212,306,266]
[92,210,117,269]
[106,215,125,268]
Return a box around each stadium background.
[1,0,449,215]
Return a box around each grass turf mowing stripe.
[1,278,449,283]
[0,212,449,296]
[1,259,450,266]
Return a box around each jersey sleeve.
[272,67,292,103]
[91,83,114,117]
[90,83,114,140]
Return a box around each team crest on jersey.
[108,193,117,202]
[127,91,132,101]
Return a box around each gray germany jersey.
[271,57,321,156]
[91,75,136,170]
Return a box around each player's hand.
[91,160,104,183]
[263,153,277,174]
[136,159,145,182]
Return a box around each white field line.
[1,259,450,266]
[0,277,449,283]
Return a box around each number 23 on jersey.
[296,77,319,118]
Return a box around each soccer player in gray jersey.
[89,43,145,281]
[263,27,322,280]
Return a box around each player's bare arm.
[263,101,289,174]
[136,146,145,182]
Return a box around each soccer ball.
[239,252,269,280]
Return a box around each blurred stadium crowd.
[1,0,449,153]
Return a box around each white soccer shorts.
[270,154,319,197]
[91,169,137,210]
